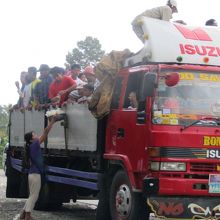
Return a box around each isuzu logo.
[174,25,220,58]
[175,25,212,41]
[179,44,220,57]
[207,149,220,159]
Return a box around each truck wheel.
[109,170,149,220]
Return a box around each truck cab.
[101,18,220,219]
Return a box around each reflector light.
[148,147,160,157]
[176,56,183,62]
[203,57,209,63]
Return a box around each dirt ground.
[0,169,97,220]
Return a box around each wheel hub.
[115,184,132,218]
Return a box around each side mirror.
[165,72,180,87]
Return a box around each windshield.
[152,70,220,126]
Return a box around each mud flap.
[6,156,28,199]
[147,196,220,219]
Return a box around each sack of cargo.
[89,49,133,119]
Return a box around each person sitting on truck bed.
[14,71,27,108]
[78,83,94,104]
[69,83,94,104]
[28,67,41,108]
[131,0,178,43]
[22,67,39,108]
[71,64,87,86]
[84,66,100,90]
[48,66,77,106]
[34,64,53,107]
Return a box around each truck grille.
[190,163,219,172]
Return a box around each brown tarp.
[88,49,133,119]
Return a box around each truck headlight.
[150,162,186,171]
[160,162,186,171]
[150,162,160,171]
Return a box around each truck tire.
[109,170,149,220]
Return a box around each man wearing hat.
[131,0,178,43]
[34,64,53,106]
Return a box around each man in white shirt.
[132,0,178,42]
[70,64,87,86]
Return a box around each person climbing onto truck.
[19,115,57,220]
[132,0,178,42]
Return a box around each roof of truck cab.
[124,17,220,67]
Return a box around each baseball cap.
[168,0,178,12]
[38,64,50,72]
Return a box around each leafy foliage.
[0,105,10,140]
[65,36,105,69]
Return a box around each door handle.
[117,128,125,137]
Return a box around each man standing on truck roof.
[132,0,178,43]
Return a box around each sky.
[0,0,220,105]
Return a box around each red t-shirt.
[49,76,76,104]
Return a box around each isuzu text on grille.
[207,149,220,159]
[179,44,220,56]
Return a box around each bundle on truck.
[6,17,220,219]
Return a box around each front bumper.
[144,177,220,196]
[144,177,220,219]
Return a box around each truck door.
[106,72,149,172]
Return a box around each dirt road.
[0,169,97,220]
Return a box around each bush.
[0,137,8,169]
[0,144,4,169]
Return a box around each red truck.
[6,18,220,219]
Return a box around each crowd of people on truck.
[14,64,98,110]
[13,0,219,111]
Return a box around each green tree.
[65,36,105,69]
[0,105,10,141]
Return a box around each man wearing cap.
[34,64,53,106]
[49,66,77,105]
[132,0,178,43]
